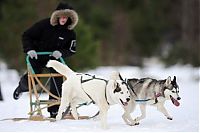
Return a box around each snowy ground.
[0,61,199,132]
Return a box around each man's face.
[59,16,68,25]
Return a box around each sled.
[26,52,90,121]
[0,115,90,122]
[25,52,63,120]
[0,116,56,122]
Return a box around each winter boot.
[13,73,29,100]
[50,112,58,118]
[13,86,22,100]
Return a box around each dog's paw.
[74,115,79,120]
[93,116,100,121]
[128,119,140,126]
[129,122,140,126]
[56,115,62,121]
[167,117,173,120]
[134,122,140,125]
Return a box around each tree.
[0,0,37,71]
[0,0,199,70]
[180,0,199,66]
[66,19,101,71]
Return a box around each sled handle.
[26,52,66,74]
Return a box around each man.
[13,2,78,118]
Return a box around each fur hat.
[50,2,78,30]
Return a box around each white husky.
[46,60,131,129]
[110,71,181,126]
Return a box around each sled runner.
[0,115,90,122]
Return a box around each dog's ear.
[113,82,121,93]
[173,76,176,82]
[119,73,124,81]
[165,76,171,85]
[107,80,116,90]
[107,80,121,93]
[110,71,120,80]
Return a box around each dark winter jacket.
[22,2,79,58]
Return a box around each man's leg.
[13,58,42,100]
[48,68,63,118]
[13,72,28,100]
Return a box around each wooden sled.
[25,52,90,121]
[1,114,90,122]
[63,114,90,120]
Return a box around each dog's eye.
[120,92,123,94]
[172,91,175,93]
[177,91,179,93]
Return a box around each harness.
[125,78,163,104]
[125,78,137,97]
[79,74,110,105]
[134,92,162,104]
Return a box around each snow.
[0,61,199,132]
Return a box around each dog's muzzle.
[170,95,180,107]
[120,98,130,106]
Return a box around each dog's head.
[163,76,181,106]
[107,75,131,106]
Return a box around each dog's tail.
[46,60,74,77]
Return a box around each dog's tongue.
[170,96,180,106]
[123,102,128,106]
[120,99,128,106]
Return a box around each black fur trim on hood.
[50,2,78,30]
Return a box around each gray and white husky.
[110,72,181,126]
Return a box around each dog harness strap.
[89,111,100,119]
[80,74,108,84]
[126,79,137,97]
[80,74,109,105]
[81,78,94,83]
[80,74,95,83]
[80,76,95,104]
[105,86,110,105]
[61,105,71,119]
[135,99,151,102]
[135,92,162,103]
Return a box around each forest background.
[0,0,199,73]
